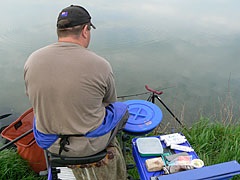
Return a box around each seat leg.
[48,166,61,180]
[120,133,136,173]
[45,150,61,180]
[52,167,61,180]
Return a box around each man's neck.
[58,37,85,47]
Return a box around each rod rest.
[47,149,107,167]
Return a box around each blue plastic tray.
[132,134,200,180]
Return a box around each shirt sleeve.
[103,71,117,105]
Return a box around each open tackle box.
[132,133,240,180]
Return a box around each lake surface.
[0,0,240,127]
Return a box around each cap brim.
[90,22,96,29]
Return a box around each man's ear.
[81,25,89,39]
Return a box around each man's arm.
[103,72,117,106]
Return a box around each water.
[1,0,240,127]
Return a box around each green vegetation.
[0,118,239,179]
[0,149,44,180]
[182,117,240,166]
[181,117,240,180]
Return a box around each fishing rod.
[117,85,175,99]
[0,113,12,120]
[145,85,185,128]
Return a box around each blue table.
[132,134,240,180]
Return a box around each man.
[24,5,128,180]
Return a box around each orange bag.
[1,108,47,173]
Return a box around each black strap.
[58,134,84,155]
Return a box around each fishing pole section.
[118,84,184,128]
[0,113,12,120]
[145,84,184,128]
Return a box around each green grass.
[181,117,240,180]
[182,117,240,165]
[0,149,45,180]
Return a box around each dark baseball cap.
[57,5,96,29]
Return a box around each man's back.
[24,42,117,156]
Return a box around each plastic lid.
[136,137,163,156]
[123,100,163,135]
